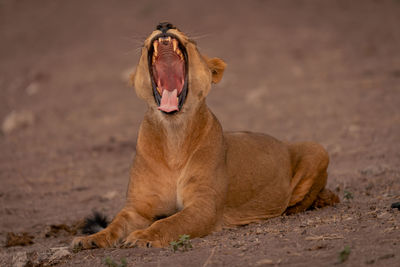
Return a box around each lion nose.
[156,22,176,33]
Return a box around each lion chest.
[131,170,185,220]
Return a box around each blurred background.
[0,0,399,265]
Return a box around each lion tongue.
[158,89,179,112]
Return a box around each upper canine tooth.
[153,41,158,57]
[158,37,162,43]
[167,36,171,42]
[172,39,178,52]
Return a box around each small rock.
[104,190,117,200]
[391,202,400,210]
[2,110,34,135]
[48,247,71,264]
[26,82,40,95]
[12,251,28,267]
[360,165,387,177]
[377,212,389,219]
[50,246,69,252]
[255,228,263,235]
[348,124,360,135]
[378,253,395,260]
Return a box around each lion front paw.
[122,229,163,248]
[71,232,113,250]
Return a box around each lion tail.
[82,211,109,235]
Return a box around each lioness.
[72,22,339,249]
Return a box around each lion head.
[132,22,226,115]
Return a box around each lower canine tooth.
[176,50,183,60]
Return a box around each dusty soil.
[1,0,399,266]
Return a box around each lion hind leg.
[311,188,340,209]
[286,171,328,215]
[285,142,339,215]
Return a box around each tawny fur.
[72,25,339,249]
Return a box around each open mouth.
[148,33,188,114]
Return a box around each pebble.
[391,202,400,210]
[26,82,40,95]
[359,165,387,177]
[48,247,71,264]
[12,252,28,267]
[2,110,34,135]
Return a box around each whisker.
[179,24,214,42]
[120,34,146,56]
[190,32,214,41]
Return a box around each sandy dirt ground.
[0,0,399,266]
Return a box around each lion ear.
[206,57,226,84]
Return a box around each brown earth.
[0,0,399,266]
